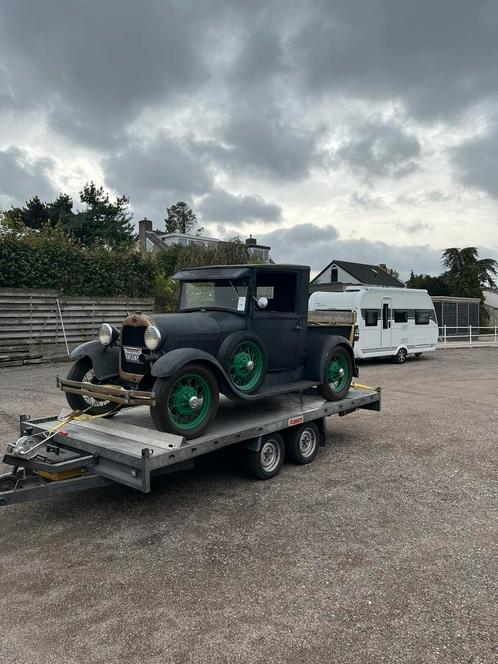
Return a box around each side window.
[364,310,378,326]
[255,272,297,312]
[394,310,408,323]
[415,310,430,325]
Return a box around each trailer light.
[59,431,69,437]
[99,323,118,346]
[144,325,161,350]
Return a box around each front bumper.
[57,376,156,407]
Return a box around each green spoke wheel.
[167,373,212,431]
[319,346,353,402]
[150,363,219,439]
[229,341,264,392]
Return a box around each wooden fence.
[0,288,154,356]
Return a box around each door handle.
[295,324,302,331]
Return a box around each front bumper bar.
[57,376,156,407]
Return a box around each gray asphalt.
[0,349,496,664]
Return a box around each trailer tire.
[65,357,121,417]
[244,433,285,480]
[394,347,408,364]
[285,422,321,464]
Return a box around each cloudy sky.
[1,0,497,278]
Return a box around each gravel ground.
[0,349,496,664]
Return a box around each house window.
[415,310,430,325]
[330,267,338,283]
[364,310,379,326]
[394,310,408,323]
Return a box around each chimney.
[245,234,257,246]
[139,218,153,256]
[378,263,388,272]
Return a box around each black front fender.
[70,340,120,381]
[304,335,358,381]
[151,348,242,398]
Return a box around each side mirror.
[256,296,268,310]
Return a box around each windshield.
[179,279,249,312]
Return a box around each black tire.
[394,347,408,364]
[218,332,267,394]
[285,422,321,465]
[65,357,121,416]
[150,363,219,439]
[0,474,18,492]
[244,433,285,480]
[318,346,353,401]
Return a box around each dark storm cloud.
[452,122,498,198]
[334,120,421,180]
[198,189,282,224]
[0,0,220,146]
[0,147,57,205]
[292,0,498,120]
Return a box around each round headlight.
[99,323,114,346]
[144,325,161,350]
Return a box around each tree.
[442,247,497,298]
[71,182,135,248]
[165,201,197,234]
[406,271,450,296]
[3,196,50,230]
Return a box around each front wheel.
[65,357,121,416]
[394,348,408,364]
[150,363,219,439]
[319,346,353,401]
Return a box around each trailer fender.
[151,348,237,396]
[304,336,358,381]
[70,341,120,381]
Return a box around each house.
[138,219,271,262]
[310,259,405,292]
[484,289,498,326]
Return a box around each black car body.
[62,264,357,437]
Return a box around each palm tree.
[442,247,497,298]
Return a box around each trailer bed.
[1,386,380,506]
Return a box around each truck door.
[381,297,392,348]
[251,270,304,370]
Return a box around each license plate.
[123,346,142,363]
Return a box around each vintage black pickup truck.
[59,264,358,438]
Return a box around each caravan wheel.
[394,348,408,364]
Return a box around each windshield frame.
[178,278,251,314]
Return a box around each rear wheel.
[394,347,408,364]
[319,346,353,401]
[285,422,321,464]
[150,363,219,439]
[244,433,285,480]
[65,357,121,416]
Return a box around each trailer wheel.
[0,474,19,492]
[65,357,121,416]
[394,348,408,364]
[245,433,285,480]
[151,363,219,439]
[319,346,353,401]
[285,422,321,464]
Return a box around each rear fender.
[151,348,238,398]
[304,336,358,381]
[70,340,120,381]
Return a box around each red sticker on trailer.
[288,415,304,426]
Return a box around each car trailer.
[0,385,380,507]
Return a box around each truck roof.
[174,264,309,280]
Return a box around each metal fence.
[0,288,153,356]
[438,326,498,348]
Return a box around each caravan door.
[381,297,392,349]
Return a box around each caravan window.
[364,310,379,326]
[415,310,430,325]
[394,310,408,323]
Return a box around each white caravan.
[309,286,438,362]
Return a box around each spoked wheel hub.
[328,355,349,392]
[167,374,212,431]
[230,341,264,392]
